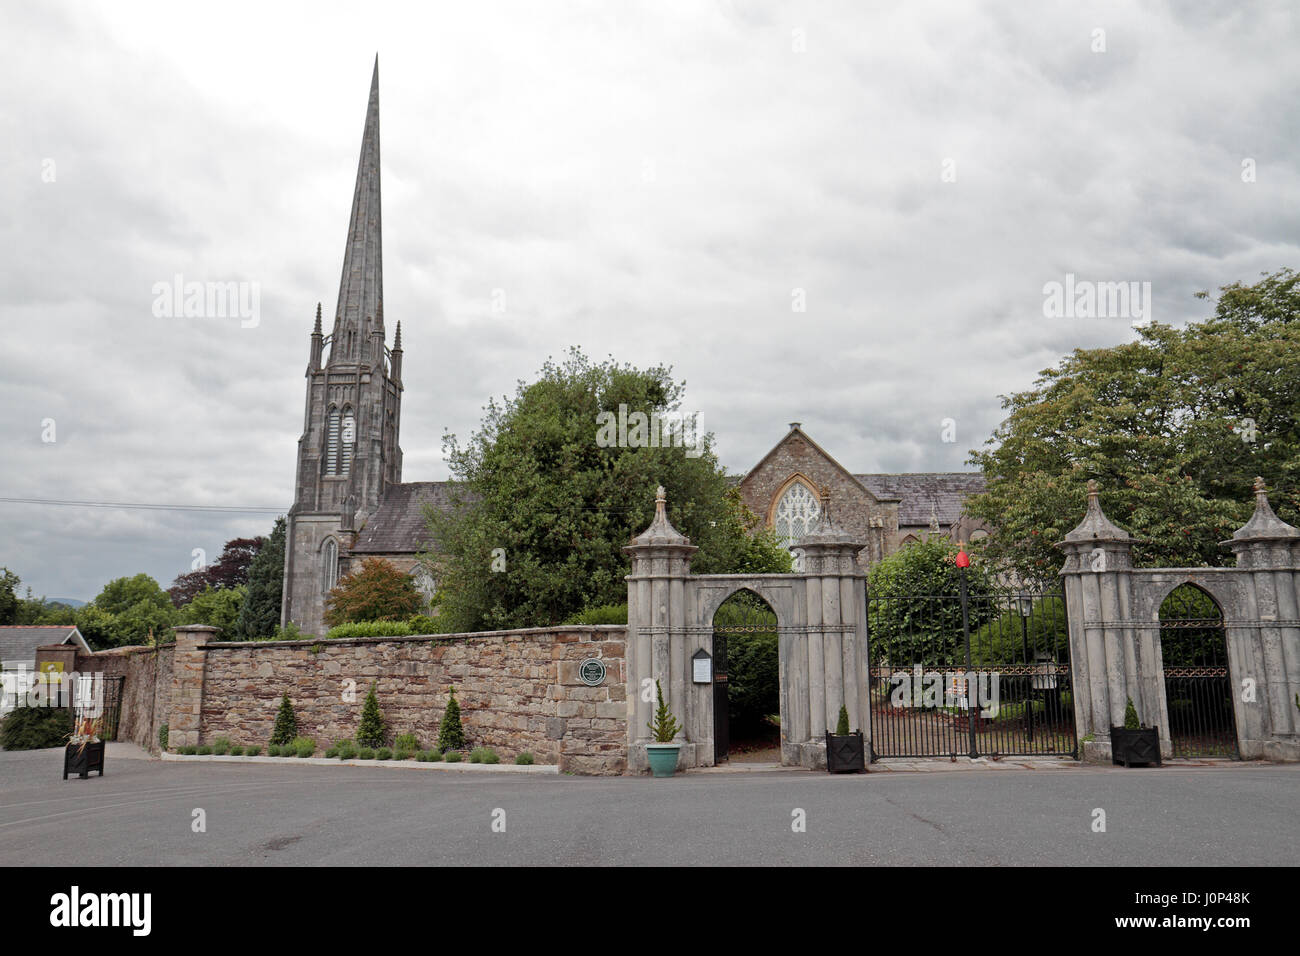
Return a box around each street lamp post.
[956,547,977,758]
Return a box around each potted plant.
[1111,696,1161,767]
[646,680,683,778]
[826,704,866,773]
[64,716,106,780]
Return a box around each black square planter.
[63,741,106,779]
[825,731,866,773]
[1110,727,1161,767]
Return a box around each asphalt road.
[3,748,1297,866]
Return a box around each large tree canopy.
[168,537,264,607]
[233,516,286,639]
[76,574,177,648]
[966,269,1300,585]
[424,348,790,632]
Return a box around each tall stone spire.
[328,55,383,365]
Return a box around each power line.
[0,497,286,515]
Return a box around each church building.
[280,63,987,635]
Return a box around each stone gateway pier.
[624,487,870,772]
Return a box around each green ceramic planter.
[646,743,681,777]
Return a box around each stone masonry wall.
[75,644,174,753]
[197,626,627,774]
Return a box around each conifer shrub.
[181,745,198,755]
[335,739,358,760]
[325,745,339,758]
[270,694,298,745]
[356,684,387,748]
[444,749,462,763]
[438,686,467,751]
[835,705,851,736]
[158,724,169,751]
[515,752,535,765]
[229,745,245,756]
[1123,696,1141,730]
[212,736,232,755]
[647,680,682,743]
[393,748,412,760]
[357,747,375,760]
[394,732,419,751]
[376,747,393,760]
[292,736,316,757]
[244,745,261,757]
[197,745,212,755]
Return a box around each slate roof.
[350,481,478,554]
[853,473,986,527]
[0,626,91,667]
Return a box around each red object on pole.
[955,550,970,568]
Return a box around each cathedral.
[280,62,987,635]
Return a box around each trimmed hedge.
[0,706,73,750]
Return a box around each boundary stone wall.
[77,626,626,774]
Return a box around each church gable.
[738,424,893,563]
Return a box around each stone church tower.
[281,59,405,636]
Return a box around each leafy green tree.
[356,684,387,748]
[437,686,467,751]
[866,538,999,667]
[966,269,1300,585]
[0,568,20,624]
[234,517,286,639]
[423,348,791,632]
[167,537,264,607]
[73,575,179,649]
[270,694,298,746]
[93,574,173,617]
[323,558,423,627]
[179,585,247,635]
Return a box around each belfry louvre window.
[774,481,820,548]
[341,409,356,476]
[326,407,341,475]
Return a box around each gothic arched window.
[322,538,339,594]
[341,407,356,476]
[773,480,820,548]
[326,406,341,475]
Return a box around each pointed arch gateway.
[625,486,870,771]
[1158,582,1239,758]
[710,589,779,762]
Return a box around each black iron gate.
[1159,584,1239,758]
[74,675,125,741]
[867,576,1076,759]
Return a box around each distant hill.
[44,598,86,609]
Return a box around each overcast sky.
[3,1,1298,601]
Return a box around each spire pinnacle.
[394,321,402,349]
[313,302,322,335]
[328,58,383,364]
